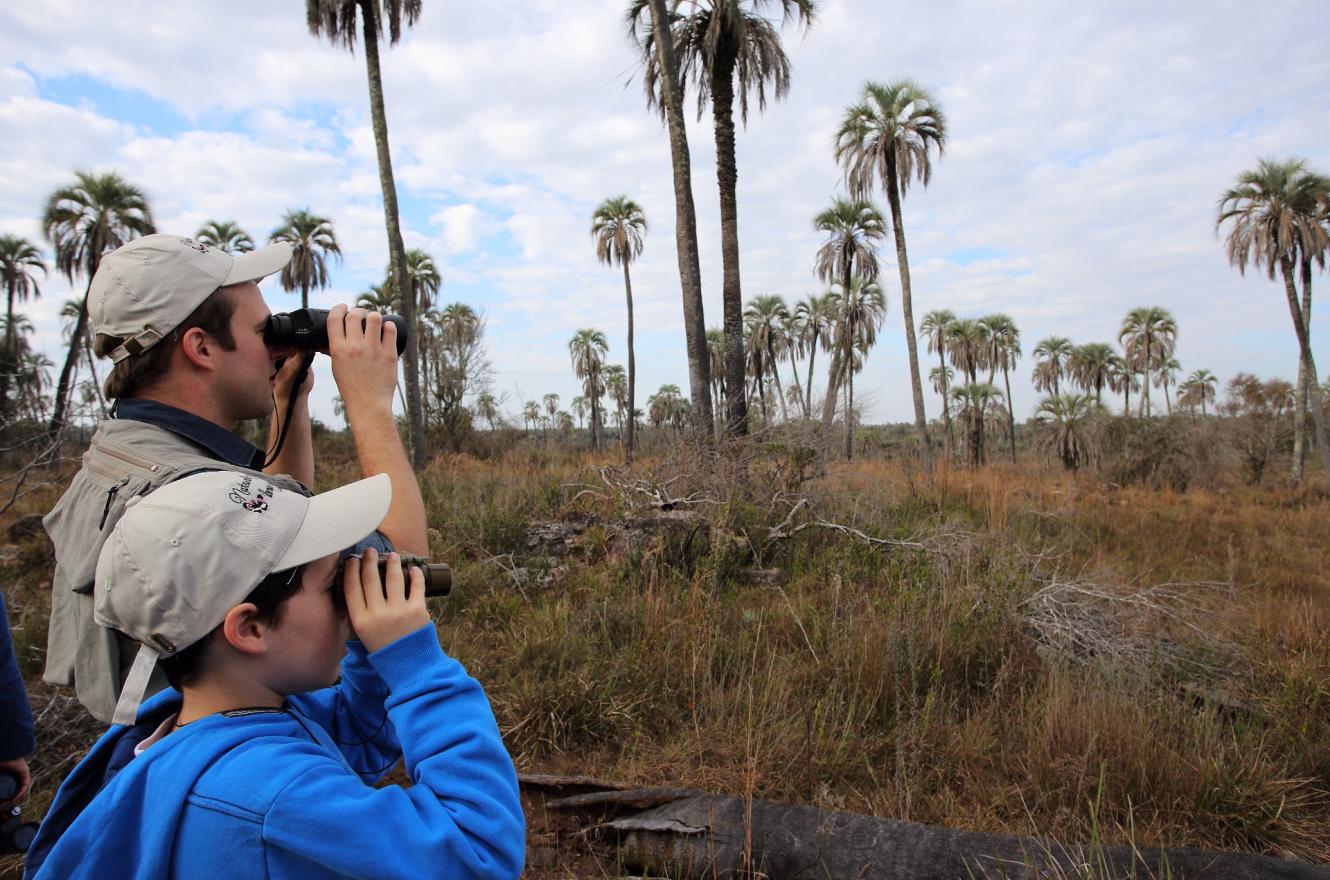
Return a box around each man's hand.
[328,304,398,418]
[273,351,314,408]
[342,549,429,653]
[0,757,31,802]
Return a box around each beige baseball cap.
[89,234,293,364]
[95,470,393,726]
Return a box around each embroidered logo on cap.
[228,475,275,513]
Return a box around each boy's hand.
[0,757,30,802]
[341,548,429,653]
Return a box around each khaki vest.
[42,418,305,724]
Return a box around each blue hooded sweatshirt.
[23,625,525,879]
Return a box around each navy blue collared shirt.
[112,398,265,470]
[112,399,392,555]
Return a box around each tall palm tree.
[1118,306,1177,418]
[569,328,609,449]
[813,198,885,426]
[474,392,500,432]
[400,249,440,406]
[43,170,155,435]
[838,277,886,459]
[1154,355,1181,415]
[1069,342,1116,405]
[592,195,647,461]
[522,400,540,438]
[743,294,789,424]
[60,296,106,419]
[919,308,956,456]
[794,293,835,420]
[780,306,806,419]
[1179,368,1217,417]
[632,0,814,440]
[194,220,255,254]
[705,327,726,433]
[307,0,427,467]
[945,318,988,384]
[1105,352,1138,417]
[1032,336,1074,398]
[269,209,340,311]
[949,382,1003,467]
[0,234,45,413]
[626,0,713,438]
[1217,157,1330,485]
[835,79,946,469]
[570,394,589,431]
[981,313,1021,463]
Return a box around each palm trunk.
[1,287,14,417]
[844,366,854,460]
[1163,380,1172,415]
[1292,257,1312,481]
[1142,329,1152,418]
[785,347,802,420]
[768,341,788,422]
[754,356,767,424]
[821,269,852,427]
[709,52,748,440]
[646,0,713,440]
[48,276,94,438]
[1279,256,1330,488]
[83,325,107,419]
[623,260,637,464]
[1002,365,1016,464]
[360,1,426,470]
[938,347,954,457]
[803,333,817,420]
[884,159,933,469]
[301,279,309,311]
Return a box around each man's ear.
[220,603,269,656]
[178,326,217,372]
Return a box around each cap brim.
[275,473,393,570]
[223,241,292,286]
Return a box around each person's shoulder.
[185,715,351,815]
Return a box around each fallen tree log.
[598,794,1329,880]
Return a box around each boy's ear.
[220,603,269,656]
[178,326,217,372]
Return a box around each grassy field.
[3,434,1328,875]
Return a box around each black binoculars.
[339,553,451,599]
[265,307,408,355]
[0,770,38,854]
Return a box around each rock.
[610,510,711,566]
[510,562,567,592]
[739,567,786,588]
[6,513,44,542]
[521,512,599,558]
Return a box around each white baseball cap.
[95,470,393,726]
[89,234,293,363]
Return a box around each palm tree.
[400,249,440,405]
[194,220,255,254]
[60,296,106,419]
[743,294,789,424]
[949,382,1003,467]
[946,319,989,465]
[1178,369,1218,417]
[835,79,946,469]
[522,400,540,438]
[1069,342,1116,405]
[543,392,560,436]
[795,293,836,419]
[1154,355,1181,415]
[0,234,45,413]
[919,309,956,455]
[474,392,500,432]
[269,209,340,311]
[1034,393,1101,471]
[604,365,628,437]
[43,170,155,435]
[1032,336,1074,398]
[1217,157,1330,485]
[981,313,1021,463]
[356,281,399,312]
[307,0,427,468]
[569,328,609,449]
[592,195,647,461]
[626,0,713,438]
[780,306,806,420]
[813,198,884,428]
[705,327,726,433]
[571,395,589,430]
[1118,306,1177,418]
[633,0,814,440]
[1106,352,1138,417]
[838,277,887,459]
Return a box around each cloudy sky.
[2,0,1327,427]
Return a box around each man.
[43,233,427,723]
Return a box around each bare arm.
[328,305,428,555]
[263,354,315,487]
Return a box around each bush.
[1099,416,1216,491]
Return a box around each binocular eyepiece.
[265,307,408,356]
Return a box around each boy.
[23,471,524,879]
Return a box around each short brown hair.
[94,285,240,399]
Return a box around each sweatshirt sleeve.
[0,594,35,761]
[285,639,401,782]
[262,625,524,880]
